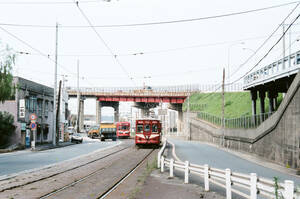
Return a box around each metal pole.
[222,68,225,146]
[53,22,58,146]
[77,59,80,133]
[187,93,190,140]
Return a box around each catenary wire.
[75,1,135,86]
[0,1,298,28]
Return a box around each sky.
[1,0,300,115]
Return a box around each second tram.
[116,122,130,138]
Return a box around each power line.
[230,12,300,85]
[75,1,135,86]
[0,25,86,82]
[0,1,298,28]
[196,2,300,101]
[16,31,300,58]
[0,0,101,5]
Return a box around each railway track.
[39,148,154,199]
[0,141,156,199]
[0,144,132,194]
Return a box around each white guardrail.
[158,141,296,199]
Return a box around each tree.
[0,41,16,102]
[0,111,16,148]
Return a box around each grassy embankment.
[183,91,283,118]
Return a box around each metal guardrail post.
[204,164,209,191]
[161,156,165,173]
[284,180,294,199]
[250,173,257,199]
[184,161,189,184]
[225,168,232,199]
[170,158,174,178]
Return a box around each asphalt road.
[0,138,120,177]
[167,138,300,198]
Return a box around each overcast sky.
[1,0,300,114]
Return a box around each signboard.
[19,99,25,118]
[21,123,26,131]
[29,113,37,121]
[30,122,37,130]
[158,109,167,115]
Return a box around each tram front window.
[152,124,158,133]
[144,124,150,132]
[137,124,143,133]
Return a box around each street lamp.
[227,42,245,83]
[143,76,151,89]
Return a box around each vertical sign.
[19,99,25,118]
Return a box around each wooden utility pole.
[222,68,225,146]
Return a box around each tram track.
[38,148,155,199]
[0,144,132,193]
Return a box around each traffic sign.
[29,113,37,121]
[30,122,37,130]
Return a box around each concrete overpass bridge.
[66,85,200,131]
[243,50,300,120]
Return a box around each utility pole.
[53,22,58,146]
[56,80,62,144]
[221,68,225,147]
[77,59,80,133]
[187,93,190,140]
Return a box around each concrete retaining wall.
[186,71,300,169]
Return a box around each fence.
[158,141,296,199]
[197,112,274,129]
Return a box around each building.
[0,77,54,147]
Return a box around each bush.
[0,111,16,148]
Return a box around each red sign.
[29,113,37,121]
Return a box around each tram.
[135,119,161,147]
[116,122,130,138]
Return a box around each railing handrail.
[244,50,300,88]
[158,153,295,199]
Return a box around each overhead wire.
[74,1,136,86]
[196,1,300,100]
[0,1,298,28]
[0,25,97,87]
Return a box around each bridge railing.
[66,83,243,94]
[197,112,274,129]
[244,50,300,89]
[158,151,296,199]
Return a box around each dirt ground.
[106,152,224,199]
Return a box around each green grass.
[183,91,283,118]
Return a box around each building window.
[38,100,42,117]
[45,101,48,117]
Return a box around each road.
[167,138,300,198]
[168,138,300,184]
[0,138,120,177]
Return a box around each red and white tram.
[135,119,161,147]
[116,122,130,138]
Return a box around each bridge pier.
[168,103,183,133]
[259,90,266,121]
[96,100,101,124]
[268,91,277,113]
[113,104,119,123]
[251,90,257,125]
